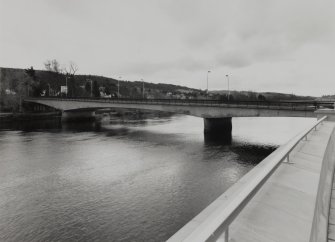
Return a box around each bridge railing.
[26,97,334,111]
[167,115,328,242]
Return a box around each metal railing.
[25,97,334,112]
[168,116,328,242]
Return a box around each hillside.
[0,67,201,99]
[0,66,319,112]
[209,90,316,101]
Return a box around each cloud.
[0,0,334,95]
[215,52,251,68]
[159,0,335,69]
[118,57,207,76]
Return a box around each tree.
[62,61,79,97]
[44,59,60,73]
[24,66,43,97]
[43,60,79,95]
[219,94,228,101]
[85,82,91,95]
[92,80,100,97]
[104,85,111,95]
[228,94,234,101]
[25,66,36,80]
[9,78,19,92]
[63,61,78,76]
[258,94,266,101]
[69,61,78,75]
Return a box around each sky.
[0,0,334,96]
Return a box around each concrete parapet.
[309,125,335,242]
[25,98,317,119]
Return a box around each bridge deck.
[25,98,322,119]
[222,121,335,242]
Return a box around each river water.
[0,115,315,241]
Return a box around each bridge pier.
[204,117,232,142]
[62,110,96,122]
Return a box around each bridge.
[25,97,335,241]
[24,97,334,138]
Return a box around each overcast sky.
[0,0,334,96]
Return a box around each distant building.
[60,86,67,95]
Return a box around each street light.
[226,74,230,101]
[118,76,121,98]
[65,76,68,97]
[206,70,211,98]
[141,78,144,99]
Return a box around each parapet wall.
[309,124,335,242]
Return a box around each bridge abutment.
[204,117,232,141]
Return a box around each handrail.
[168,116,328,242]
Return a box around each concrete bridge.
[24,97,334,138]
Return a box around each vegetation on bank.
[0,60,318,112]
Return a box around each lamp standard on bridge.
[226,74,230,101]
[118,76,121,98]
[206,70,211,99]
[141,78,144,99]
[65,76,68,97]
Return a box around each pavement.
[226,121,335,242]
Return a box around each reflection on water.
[0,118,62,131]
[0,115,315,241]
[204,132,232,145]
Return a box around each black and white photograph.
[0,0,335,241]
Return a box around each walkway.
[224,121,335,242]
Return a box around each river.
[0,114,315,241]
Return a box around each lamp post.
[65,76,68,97]
[206,70,211,99]
[118,76,121,98]
[226,74,230,101]
[141,79,145,99]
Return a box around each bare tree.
[62,61,79,76]
[69,61,78,75]
[44,60,51,71]
[44,59,61,73]
[62,61,79,97]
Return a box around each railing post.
[225,227,229,242]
